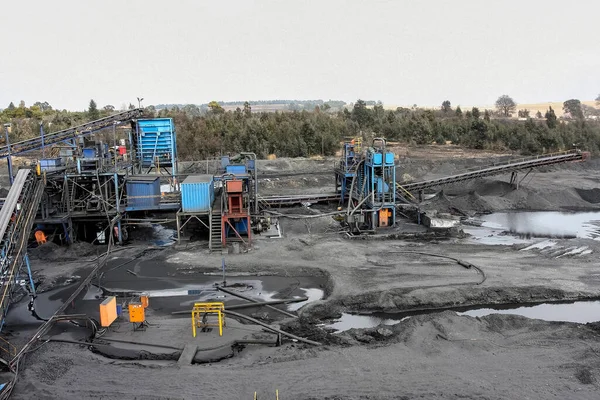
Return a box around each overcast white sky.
[1,0,598,111]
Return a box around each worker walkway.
[398,150,587,197]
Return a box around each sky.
[0,0,598,111]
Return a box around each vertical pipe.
[4,124,14,185]
[40,123,45,159]
[23,254,36,297]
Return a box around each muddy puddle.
[327,300,600,332]
[464,211,600,245]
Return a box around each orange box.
[99,296,117,327]
[129,302,145,323]
[140,294,149,309]
[379,209,391,227]
[226,180,243,193]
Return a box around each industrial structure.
[0,111,591,344]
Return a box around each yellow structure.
[191,302,225,337]
[99,296,117,327]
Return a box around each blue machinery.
[335,138,397,233]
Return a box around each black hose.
[386,251,486,284]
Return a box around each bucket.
[116,304,123,316]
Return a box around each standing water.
[464,211,600,244]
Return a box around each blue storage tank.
[181,175,214,212]
[226,165,246,175]
[126,176,160,209]
[137,118,177,168]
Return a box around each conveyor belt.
[0,108,143,158]
[399,150,586,194]
[0,170,30,241]
[259,193,341,206]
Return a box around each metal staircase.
[0,170,46,334]
[209,213,222,251]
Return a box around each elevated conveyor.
[398,150,588,196]
[0,170,46,334]
[0,108,143,158]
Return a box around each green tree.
[88,99,100,120]
[7,102,15,111]
[243,101,252,118]
[208,101,224,114]
[441,100,452,113]
[495,95,516,117]
[563,99,583,119]
[518,109,530,118]
[455,106,462,118]
[535,111,543,119]
[103,105,115,112]
[351,99,372,128]
[484,109,491,122]
[545,106,557,129]
[471,107,481,119]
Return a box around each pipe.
[224,310,321,346]
[386,251,486,284]
[170,297,309,315]
[240,152,258,215]
[217,286,298,319]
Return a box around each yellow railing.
[191,302,225,337]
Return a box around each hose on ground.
[386,251,486,285]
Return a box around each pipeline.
[224,310,321,346]
[386,251,486,284]
[170,297,309,315]
[216,286,298,319]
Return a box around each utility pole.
[3,123,13,185]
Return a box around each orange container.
[140,294,149,309]
[99,296,117,327]
[129,302,145,323]
[226,180,243,193]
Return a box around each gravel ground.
[6,148,600,399]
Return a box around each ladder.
[209,213,222,251]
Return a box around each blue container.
[226,218,249,236]
[181,175,214,212]
[137,118,177,167]
[372,153,383,165]
[246,159,255,171]
[116,304,123,316]
[385,152,395,165]
[126,176,160,209]
[82,148,96,158]
[221,156,230,170]
[226,165,246,175]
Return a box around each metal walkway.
[0,108,143,158]
[398,150,587,195]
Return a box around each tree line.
[1,96,600,160]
